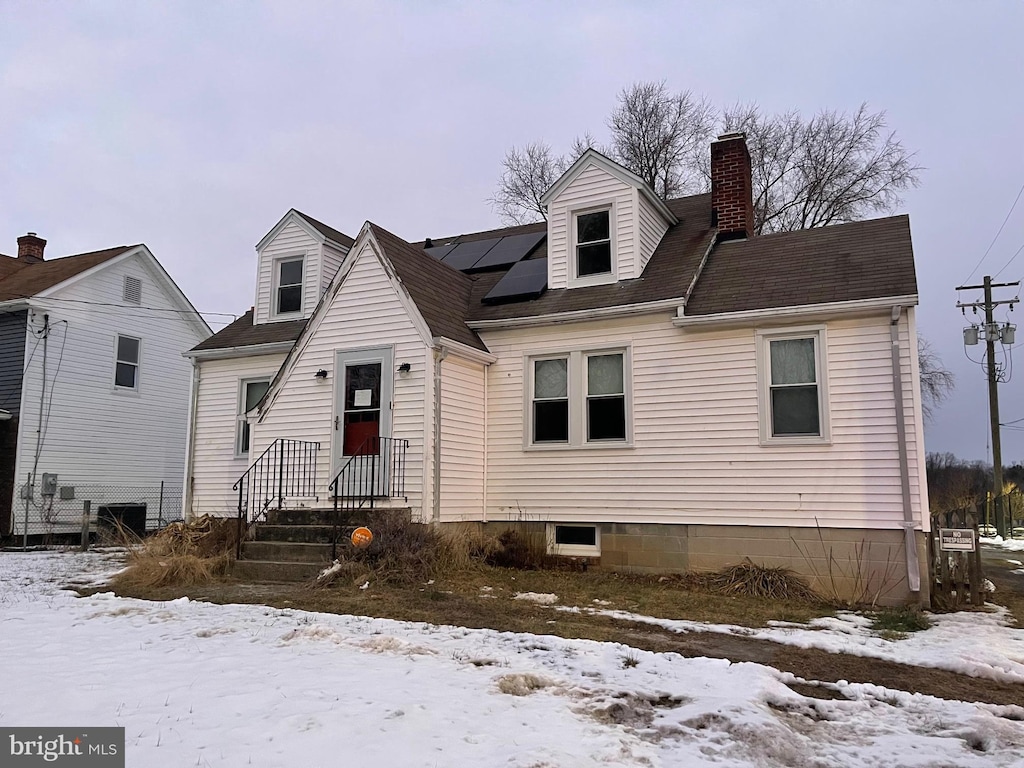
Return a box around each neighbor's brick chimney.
[17,232,46,263]
[710,132,754,240]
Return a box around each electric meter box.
[41,473,58,496]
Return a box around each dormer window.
[576,210,611,276]
[276,258,303,315]
[569,205,617,288]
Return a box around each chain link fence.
[10,480,182,540]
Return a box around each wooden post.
[80,500,91,552]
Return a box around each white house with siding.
[185,134,929,604]
[0,234,210,537]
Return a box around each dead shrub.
[484,529,545,570]
[711,559,818,601]
[109,515,237,590]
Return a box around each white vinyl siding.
[636,189,670,273]
[321,242,347,297]
[11,252,207,532]
[251,239,430,518]
[254,220,319,325]
[439,355,486,522]
[547,163,636,289]
[189,355,286,517]
[480,311,925,531]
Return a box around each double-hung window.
[114,335,141,391]
[529,349,630,447]
[276,258,303,315]
[237,379,271,456]
[575,209,611,277]
[757,328,829,443]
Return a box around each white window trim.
[567,203,617,288]
[235,377,271,458]
[524,346,633,450]
[546,523,601,557]
[270,253,306,320]
[112,333,141,394]
[755,325,831,446]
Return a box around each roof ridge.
[292,209,355,248]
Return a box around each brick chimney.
[17,232,46,263]
[710,133,754,240]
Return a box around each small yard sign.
[939,528,976,552]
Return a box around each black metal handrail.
[327,435,409,558]
[233,438,320,558]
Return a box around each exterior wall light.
[314,369,329,379]
[397,363,412,374]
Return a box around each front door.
[333,347,393,497]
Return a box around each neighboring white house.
[185,134,929,604]
[0,234,210,537]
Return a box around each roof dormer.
[540,149,677,290]
[253,209,353,325]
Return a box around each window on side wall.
[528,349,629,448]
[757,328,830,444]
[237,379,271,456]
[114,335,141,391]
[276,258,303,315]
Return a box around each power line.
[3,292,238,321]
[994,241,1024,279]
[964,180,1024,283]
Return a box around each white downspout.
[482,363,488,524]
[889,305,921,594]
[432,347,448,524]
[182,358,201,522]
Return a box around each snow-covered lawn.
[983,536,1024,553]
[2,551,1023,767]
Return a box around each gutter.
[467,297,686,331]
[889,305,922,595]
[184,340,295,361]
[673,295,920,330]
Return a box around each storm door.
[332,347,393,498]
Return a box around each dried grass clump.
[484,529,546,570]
[711,559,818,601]
[109,515,237,590]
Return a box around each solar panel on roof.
[440,238,501,271]
[424,244,456,260]
[469,231,545,271]
[482,258,548,304]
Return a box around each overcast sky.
[2,1,1023,463]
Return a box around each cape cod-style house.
[184,134,929,604]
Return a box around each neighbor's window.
[575,209,612,277]
[237,379,271,455]
[276,258,303,314]
[114,335,140,390]
[759,329,829,443]
[529,349,629,447]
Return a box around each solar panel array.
[482,258,548,304]
[423,231,544,273]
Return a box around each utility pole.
[957,276,1019,537]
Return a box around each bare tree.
[723,103,922,234]
[918,337,955,421]
[488,142,564,225]
[608,82,716,199]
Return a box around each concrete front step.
[266,506,412,527]
[254,524,336,544]
[232,559,324,582]
[243,541,334,563]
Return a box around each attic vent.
[123,275,142,305]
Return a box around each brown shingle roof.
[369,223,487,350]
[467,195,715,322]
[190,309,306,352]
[294,210,354,249]
[685,215,916,315]
[0,246,136,302]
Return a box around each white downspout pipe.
[890,305,921,595]
[182,358,201,522]
[432,347,448,524]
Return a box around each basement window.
[546,524,600,557]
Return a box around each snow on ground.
[982,536,1024,553]
[2,551,1024,767]
[564,605,1024,685]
